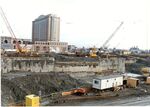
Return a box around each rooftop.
[95,75,123,80]
[34,14,59,21]
[122,73,142,77]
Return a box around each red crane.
[0,7,22,52]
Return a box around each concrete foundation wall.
[1,57,125,77]
[1,57,54,73]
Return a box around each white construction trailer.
[92,75,123,90]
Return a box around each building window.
[23,41,26,44]
[93,65,96,68]
[13,40,16,44]
[4,40,8,43]
[18,41,21,44]
[94,80,99,84]
[43,46,47,50]
[36,46,40,51]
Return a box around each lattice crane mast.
[99,21,124,52]
[0,7,22,52]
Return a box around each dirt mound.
[125,58,150,74]
[1,72,87,106]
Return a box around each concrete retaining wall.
[1,57,54,73]
[54,58,125,74]
[1,57,125,77]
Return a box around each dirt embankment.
[125,58,150,74]
[1,72,88,106]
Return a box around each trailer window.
[94,80,99,84]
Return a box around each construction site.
[1,6,150,106]
[1,52,150,106]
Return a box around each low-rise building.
[68,45,76,52]
[129,46,141,54]
[122,50,131,55]
[1,36,68,53]
[1,36,32,49]
[33,41,68,53]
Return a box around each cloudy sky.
[0,0,149,49]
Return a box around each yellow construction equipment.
[25,94,40,107]
[141,67,150,76]
[89,46,97,58]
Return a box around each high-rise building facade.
[32,14,60,43]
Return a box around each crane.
[0,7,23,53]
[98,21,124,53]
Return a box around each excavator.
[0,7,31,56]
[75,47,97,58]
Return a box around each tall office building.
[32,14,68,53]
[32,14,60,42]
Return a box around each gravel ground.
[53,85,150,106]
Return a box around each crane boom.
[0,7,22,52]
[102,21,124,48]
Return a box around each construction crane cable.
[102,21,124,49]
[0,7,22,52]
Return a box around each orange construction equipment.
[61,87,91,96]
[61,90,74,96]
[73,87,91,95]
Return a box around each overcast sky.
[0,0,149,49]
